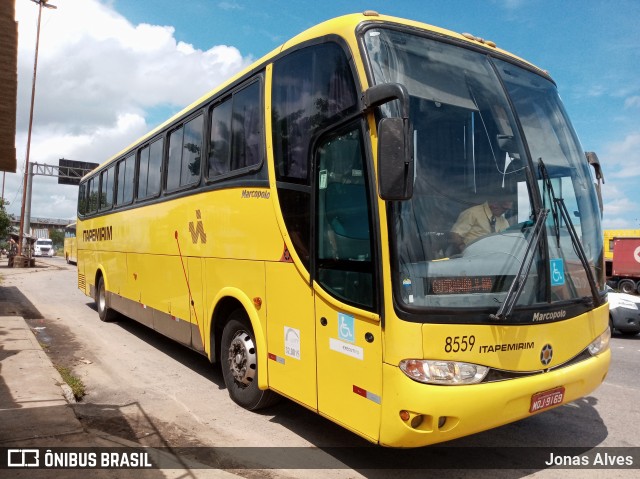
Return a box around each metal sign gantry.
[22,160,98,239]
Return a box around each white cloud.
[603,195,635,218]
[600,131,640,228]
[491,0,528,10]
[601,132,640,179]
[218,2,243,11]
[602,216,639,230]
[624,96,640,109]
[9,0,251,221]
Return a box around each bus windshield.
[363,28,604,320]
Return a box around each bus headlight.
[399,359,489,385]
[587,327,611,356]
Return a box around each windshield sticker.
[550,258,565,286]
[319,169,328,189]
[402,278,414,303]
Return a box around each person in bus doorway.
[449,197,513,253]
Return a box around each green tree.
[49,229,65,250]
[0,199,12,242]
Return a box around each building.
[0,0,18,173]
[9,215,73,238]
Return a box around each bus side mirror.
[362,83,414,200]
[585,151,604,216]
[378,117,414,200]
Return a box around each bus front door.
[313,126,382,442]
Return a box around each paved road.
[2,256,639,478]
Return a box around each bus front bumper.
[378,350,610,447]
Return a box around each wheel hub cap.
[227,331,257,386]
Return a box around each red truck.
[610,237,640,294]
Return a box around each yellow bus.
[63,222,77,264]
[77,12,610,447]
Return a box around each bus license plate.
[529,386,565,413]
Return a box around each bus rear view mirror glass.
[378,117,414,201]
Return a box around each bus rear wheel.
[221,310,278,410]
[96,276,117,322]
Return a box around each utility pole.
[18,0,57,256]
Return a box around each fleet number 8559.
[444,335,476,353]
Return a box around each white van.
[34,238,54,257]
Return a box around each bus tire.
[96,276,117,322]
[221,310,279,410]
[618,279,635,295]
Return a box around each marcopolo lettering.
[83,226,112,242]
[532,310,567,322]
[241,189,270,199]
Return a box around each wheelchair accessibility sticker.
[338,313,355,343]
[550,258,565,286]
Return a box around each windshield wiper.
[537,158,602,307]
[540,161,561,248]
[490,207,548,321]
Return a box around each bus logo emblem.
[540,344,553,366]
[189,210,207,244]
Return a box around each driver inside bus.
[449,198,513,253]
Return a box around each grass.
[54,365,86,400]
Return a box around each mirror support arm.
[362,83,410,119]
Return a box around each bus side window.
[116,154,135,206]
[99,166,114,211]
[208,98,232,177]
[231,81,262,171]
[78,183,87,216]
[167,114,203,191]
[208,80,263,179]
[88,176,99,214]
[272,41,359,269]
[138,138,163,200]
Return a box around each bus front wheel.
[96,276,117,322]
[220,310,278,410]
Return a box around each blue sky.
[10,0,640,228]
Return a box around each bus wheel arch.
[210,293,278,410]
